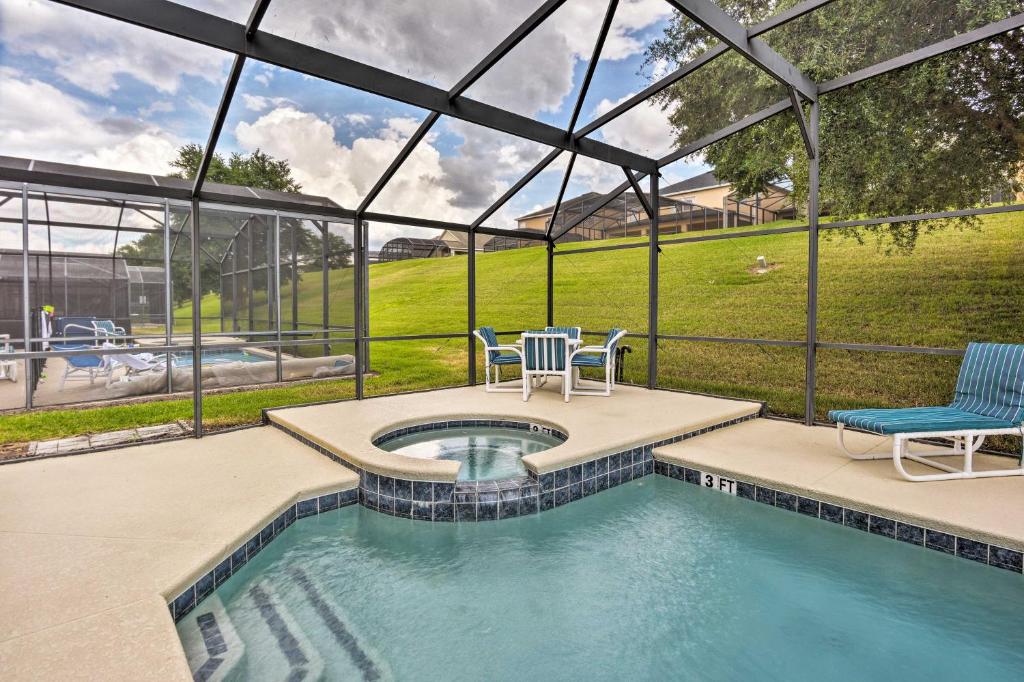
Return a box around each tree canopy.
[647,0,1024,246]
[170,143,302,193]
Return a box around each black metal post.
[321,220,330,357]
[164,200,173,394]
[190,198,203,436]
[353,214,365,399]
[546,240,554,326]
[804,100,820,424]
[246,221,254,334]
[274,213,283,382]
[290,220,298,342]
[648,173,659,389]
[468,226,477,385]
[21,184,31,408]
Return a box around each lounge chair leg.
[836,424,889,460]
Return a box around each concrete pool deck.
[268,382,763,479]
[1,384,1022,679]
[655,418,1024,552]
[0,427,358,681]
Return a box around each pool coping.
[271,413,760,522]
[168,486,360,623]
[653,461,1024,575]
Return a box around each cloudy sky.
[0,0,708,249]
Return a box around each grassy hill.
[3,210,1021,446]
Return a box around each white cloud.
[0,0,230,96]
[233,106,555,246]
[264,0,671,119]
[0,69,180,174]
[241,94,292,112]
[345,113,373,126]
[590,93,676,159]
[138,101,175,118]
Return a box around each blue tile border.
[272,413,759,523]
[654,461,1024,576]
[169,486,358,623]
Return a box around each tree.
[118,146,351,313]
[647,0,1024,248]
[170,143,302,193]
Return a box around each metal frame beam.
[449,0,569,98]
[361,1,569,214]
[551,171,647,241]
[545,154,576,238]
[622,167,653,219]
[663,0,817,100]
[568,0,618,134]
[51,0,656,173]
[788,88,815,159]
[192,0,274,197]
[804,100,820,425]
[819,13,1024,95]
[470,149,562,228]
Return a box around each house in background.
[375,171,796,262]
[516,171,794,242]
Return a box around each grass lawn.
[3,211,1022,447]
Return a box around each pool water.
[177,476,1024,681]
[171,349,268,367]
[379,426,563,481]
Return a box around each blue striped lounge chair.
[472,326,523,393]
[829,342,1024,481]
[569,328,628,397]
[522,331,572,402]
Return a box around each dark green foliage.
[647,1,1024,247]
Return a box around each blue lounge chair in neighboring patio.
[569,328,628,397]
[829,342,1024,481]
[92,319,127,345]
[473,326,523,393]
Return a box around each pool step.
[177,595,244,682]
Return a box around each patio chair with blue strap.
[92,319,128,345]
[52,323,115,389]
[545,326,581,340]
[569,328,628,397]
[829,342,1024,481]
[473,326,523,393]
[522,331,572,402]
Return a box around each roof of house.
[659,171,726,196]
[513,171,728,222]
[439,230,494,251]
[515,192,604,221]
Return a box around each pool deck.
[655,418,1024,551]
[268,382,763,479]
[1,384,1022,680]
[0,428,358,681]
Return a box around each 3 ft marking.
[701,472,737,495]
[530,423,553,435]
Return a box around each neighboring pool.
[176,476,1024,681]
[377,425,563,481]
[171,349,269,367]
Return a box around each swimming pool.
[377,425,564,481]
[172,349,269,367]
[176,476,1024,680]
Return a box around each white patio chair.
[522,331,572,402]
[569,328,628,397]
[0,334,17,383]
[473,326,523,392]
